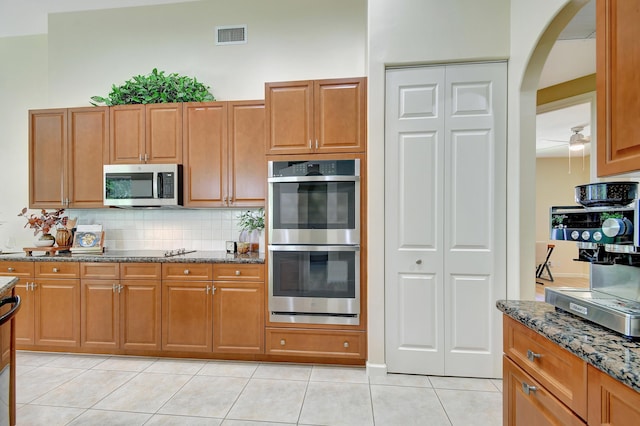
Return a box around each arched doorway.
[509,0,592,301]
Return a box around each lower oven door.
[268,245,360,325]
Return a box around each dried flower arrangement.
[18,208,67,236]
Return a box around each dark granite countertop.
[497,300,640,392]
[0,276,18,298]
[0,250,264,264]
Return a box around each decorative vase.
[249,229,261,253]
[35,233,55,247]
[55,228,72,247]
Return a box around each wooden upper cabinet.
[68,107,109,208]
[29,109,67,208]
[183,100,265,208]
[265,77,366,155]
[596,0,640,176]
[29,107,108,209]
[228,100,266,207]
[110,104,182,164]
[183,102,227,207]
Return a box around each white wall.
[367,0,586,374]
[0,0,366,250]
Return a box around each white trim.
[365,361,388,377]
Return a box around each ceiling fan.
[568,125,591,151]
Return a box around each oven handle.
[268,176,359,183]
[268,245,360,252]
[0,296,21,326]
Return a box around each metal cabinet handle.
[527,349,541,362]
[139,154,143,162]
[113,284,117,293]
[52,267,59,273]
[522,383,537,395]
[144,153,149,162]
[212,286,216,294]
[235,270,241,276]
[206,285,211,295]
[280,339,286,346]
[343,341,349,348]
[309,140,312,149]
[315,139,318,149]
[184,269,190,275]
[30,282,37,291]
[7,267,14,272]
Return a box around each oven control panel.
[269,160,358,178]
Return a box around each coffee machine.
[545,182,640,337]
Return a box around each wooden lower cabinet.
[81,262,161,351]
[81,278,161,351]
[504,356,585,425]
[504,315,640,425]
[213,281,264,354]
[33,278,80,348]
[265,328,365,359]
[13,279,35,346]
[162,280,212,352]
[588,364,640,425]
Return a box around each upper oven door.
[268,176,360,244]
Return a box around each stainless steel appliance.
[104,164,182,207]
[545,182,640,337]
[267,159,361,325]
[269,245,360,325]
[268,159,360,245]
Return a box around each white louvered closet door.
[385,62,506,378]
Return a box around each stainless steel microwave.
[103,164,182,207]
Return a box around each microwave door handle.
[153,172,160,199]
[157,173,163,198]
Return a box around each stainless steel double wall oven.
[268,158,361,325]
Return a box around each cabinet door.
[120,279,161,350]
[81,280,118,349]
[68,107,109,207]
[503,357,586,426]
[146,104,182,163]
[110,105,145,164]
[34,279,80,347]
[162,281,212,352]
[314,78,366,153]
[14,279,35,347]
[587,364,640,425]
[213,281,264,354]
[265,80,313,154]
[182,102,227,207]
[228,100,266,207]
[29,109,67,208]
[597,0,640,176]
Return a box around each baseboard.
[365,361,387,377]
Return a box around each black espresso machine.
[545,181,640,337]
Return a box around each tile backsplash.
[67,208,264,252]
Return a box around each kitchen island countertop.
[0,250,264,264]
[497,299,640,392]
[0,276,18,298]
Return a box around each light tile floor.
[15,351,502,425]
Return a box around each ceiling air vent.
[216,25,247,45]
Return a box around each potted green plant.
[238,209,265,253]
[551,214,567,240]
[90,68,215,106]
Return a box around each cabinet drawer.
[120,263,161,280]
[214,264,264,281]
[80,262,120,279]
[266,328,365,359]
[35,262,80,278]
[0,261,34,277]
[162,263,212,281]
[504,316,587,419]
[504,356,586,425]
